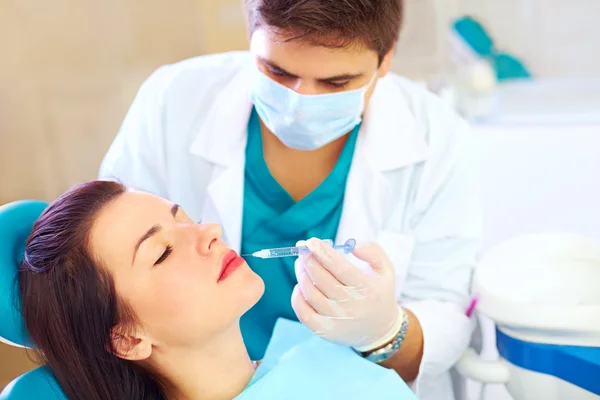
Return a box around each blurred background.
[1,0,599,398]
[2,0,600,204]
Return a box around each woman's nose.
[194,223,222,255]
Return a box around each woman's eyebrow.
[133,225,161,265]
[132,203,180,264]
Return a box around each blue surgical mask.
[249,68,377,151]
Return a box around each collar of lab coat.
[189,64,429,171]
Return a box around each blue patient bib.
[236,319,417,400]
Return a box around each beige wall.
[392,0,461,80]
[0,345,36,390]
[0,0,249,205]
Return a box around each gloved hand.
[291,238,404,352]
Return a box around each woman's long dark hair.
[18,181,167,400]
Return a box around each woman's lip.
[218,250,244,282]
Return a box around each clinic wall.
[391,0,600,80]
[0,0,249,205]
[458,0,600,78]
[390,0,461,80]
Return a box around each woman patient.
[19,180,413,400]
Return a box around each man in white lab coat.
[99,1,481,398]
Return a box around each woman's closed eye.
[155,245,173,265]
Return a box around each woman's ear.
[109,324,153,361]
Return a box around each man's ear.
[378,43,397,78]
[109,324,153,361]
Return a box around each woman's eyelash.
[153,219,200,266]
[155,245,173,265]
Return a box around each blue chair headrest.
[0,200,68,400]
[0,200,48,348]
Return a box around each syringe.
[245,238,357,259]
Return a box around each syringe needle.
[243,238,356,260]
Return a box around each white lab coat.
[99,51,481,400]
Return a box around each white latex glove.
[291,238,404,352]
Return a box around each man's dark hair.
[245,0,404,64]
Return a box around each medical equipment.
[465,295,479,318]
[245,238,356,259]
[449,16,531,82]
[456,233,600,400]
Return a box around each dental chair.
[0,200,67,399]
[457,233,600,400]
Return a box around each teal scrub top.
[240,108,360,360]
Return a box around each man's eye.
[155,245,173,265]
[266,66,290,77]
[326,81,350,89]
[270,69,287,77]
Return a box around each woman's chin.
[240,269,265,309]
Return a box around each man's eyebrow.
[258,56,363,82]
[131,204,180,264]
[318,73,364,82]
[258,57,298,78]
